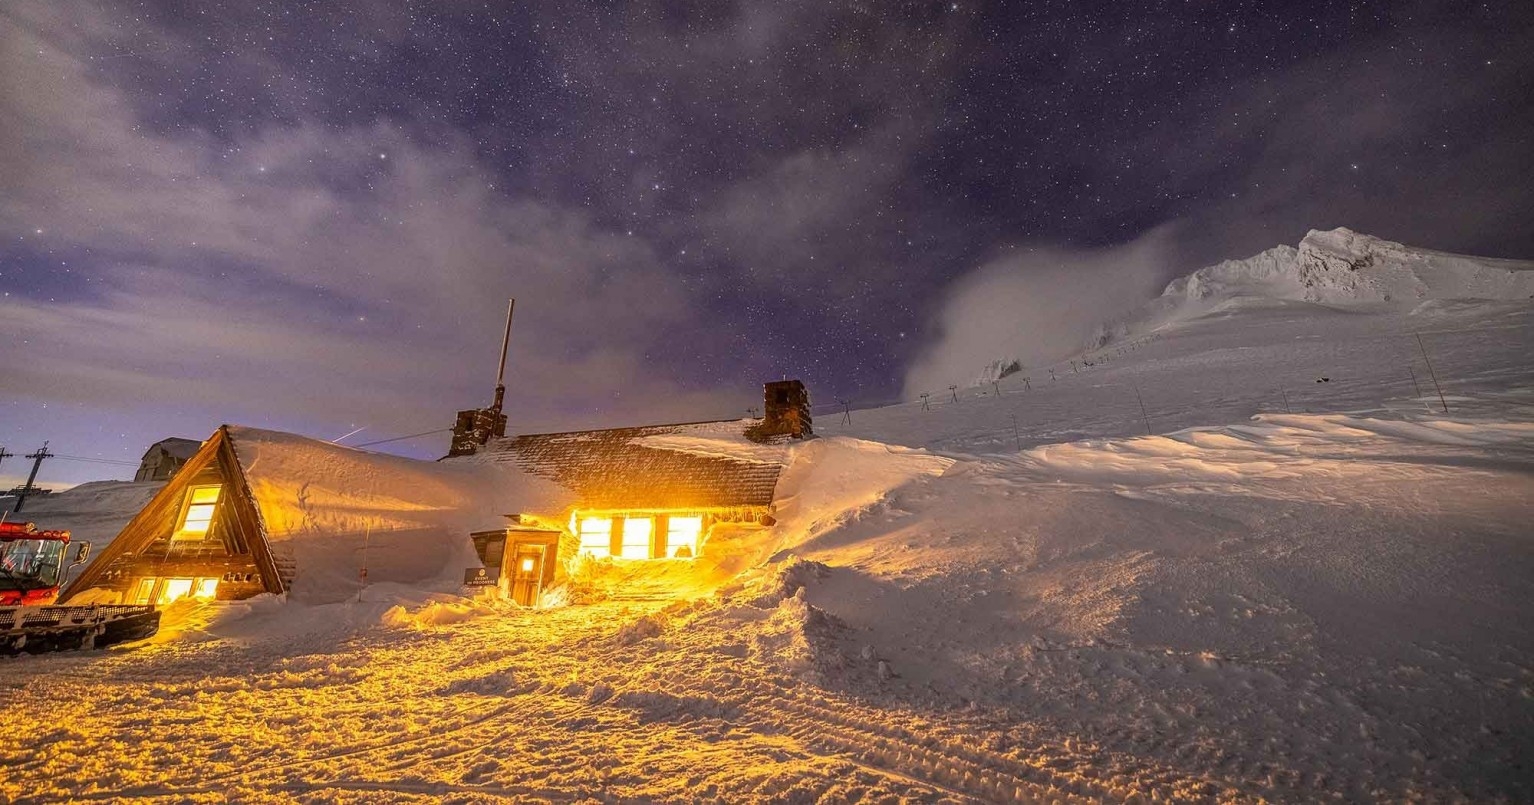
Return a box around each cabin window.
[619,517,653,559]
[130,576,220,605]
[572,512,708,559]
[577,517,613,556]
[130,577,157,605]
[174,485,222,540]
[666,516,703,558]
[159,577,194,603]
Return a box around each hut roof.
[462,419,791,511]
[146,437,203,461]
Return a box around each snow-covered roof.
[145,437,203,461]
[460,419,788,511]
[223,426,570,600]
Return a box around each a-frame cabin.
[62,426,282,605]
[63,424,549,606]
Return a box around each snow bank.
[1023,413,1534,499]
[228,426,572,603]
[769,436,954,547]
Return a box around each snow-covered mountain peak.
[1165,227,1534,307]
[1083,227,1533,353]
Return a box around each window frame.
[173,484,222,541]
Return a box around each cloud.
[0,3,750,463]
[902,228,1175,397]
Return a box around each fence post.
[1414,333,1449,414]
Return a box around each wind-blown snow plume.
[903,229,1172,396]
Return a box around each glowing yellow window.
[619,517,653,559]
[152,577,219,605]
[577,517,613,557]
[158,578,194,604]
[666,516,703,558]
[175,485,221,539]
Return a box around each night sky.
[3,1,1531,487]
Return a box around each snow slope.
[2,246,1531,801]
[0,479,163,550]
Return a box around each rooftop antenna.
[493,298,515,414]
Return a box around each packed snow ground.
[4,234,1533,802]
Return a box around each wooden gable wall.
[60,427,284,604]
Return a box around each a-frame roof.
[62,426,283,602]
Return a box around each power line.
[51,454,142,467]
[354,428,452,448]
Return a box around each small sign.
[463,566,498,587]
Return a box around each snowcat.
[0,520,160,654]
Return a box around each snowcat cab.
[0,521,90,606]
[0,521,160,654]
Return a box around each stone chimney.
[448,407,508,457]
[746,379,812,442]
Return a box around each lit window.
[578,517,613,557]
[145,576,220,605]
[158,578,194,604]
[620,517,653,559]
[666,516,703,558]
[175,485,221,539]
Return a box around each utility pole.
[1407,365,1423,398]
[0,446,12,475]
[949,385,959,403]
[839,399,852,426]
[1023,376,1032,391]
[1049,368,1057,382]
[992,380,1002,398]
[14,442,53,513]
[920,393,931,411]
[1281,388,1292,414]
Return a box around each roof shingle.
[471,421,786,510]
